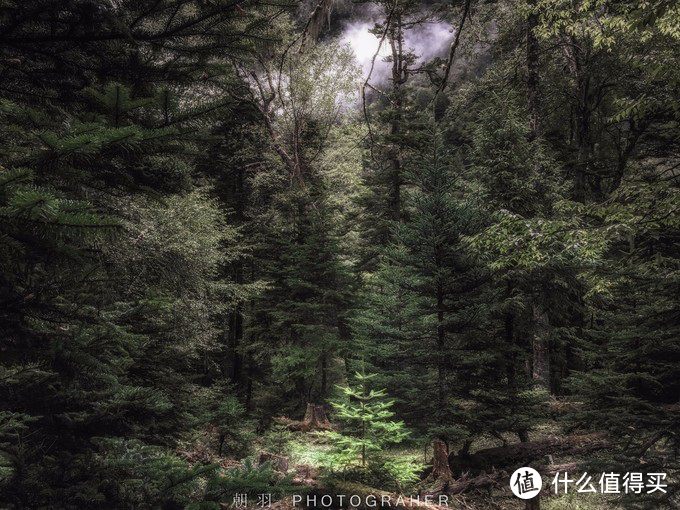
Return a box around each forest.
[0,0,678,509]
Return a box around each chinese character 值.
[599,473,620,494]
[514,470,539,495]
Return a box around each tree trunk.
[436,285,447,409]
[559,34,591,202]
[526,494,540,510]
[526,0,541,140]
[245,354,254,410]
[431,439,454,483]
[314,404,328,424]
[526,0,551,395]
[531,301,550,392]
[274,403,331,431]
[303,403,316,425]
[320,354,328,399]
[226,306,243,383]
[388,13,407,222]
[300,403,331,431]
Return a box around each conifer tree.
[323,370,409,469]
[0,1,273,506]
[355,125,537,449]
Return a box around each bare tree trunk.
[436,285,447,409]
[526,0,551,394]
[559,34,592,202]
[226,301,243,383]
[449,433,607,475]
[320,354,327,399]
[431,438,454,483]
[506,280,529,441]
[388,15,404,222]
[303,403,316,426]
[245,354,254,410]
[531,301,550,391]
[314,404,328,424]
[526,494,540,510]
[300,403,331,431]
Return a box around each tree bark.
[226,302,243,383]
[431,439,454,483]
[388,15,405,222]
[303,402,316,425]
[531,301,550,392]
[320,354,328,399]
[526,494,540,510]
[525,0,551,394]
[436,284,447,410]
[276,403,331,431]
[559,34,592,202]
[526,0,541,140]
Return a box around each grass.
[544,491,622,510]
[287,434,331,466]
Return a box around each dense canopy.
[0,0,678,509]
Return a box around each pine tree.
[355,124,538,450]
[323,370,409,469]
[246,189,355,415]
[0,1,275,506]
[566,173,680,509]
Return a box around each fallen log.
[449,433,606,476]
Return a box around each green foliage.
[0,2,267,507]
[321,371,409,470]
[203,459,297,502]
[1,1,679,508]
[469,90,564,218]
[381,457,426,489]
[318,370,423,491]
[92,439,216,509]
[259,424,298,457]
[195,383,254,457]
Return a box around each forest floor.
[235,420,623,510]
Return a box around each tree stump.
[301,403,331,431]
[274,403,332,431]
[313,404,328,423]
[431,438,454,483]
[525,493,540,510]
[259,452,289,473]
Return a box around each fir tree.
[323,370,409,469]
